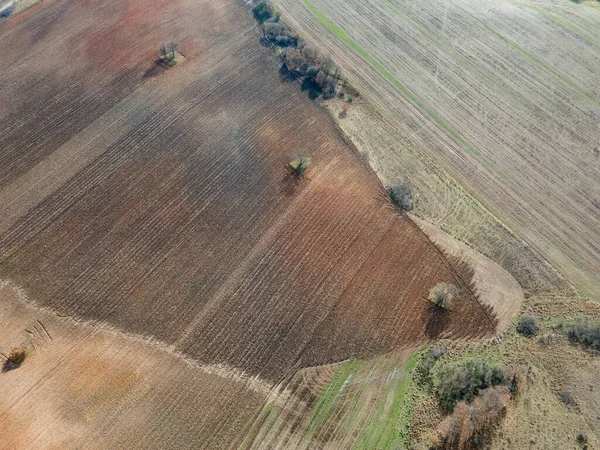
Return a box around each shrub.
[433,358,509,413]
[435,386,510,450]
[416,345,445,384]
[428,282,458,310]
[558,390,576,406]
[577,432,588,444]
[289,155,312,177]
[3,346,29,372]
[565,319,600,350]
[263,22,298,47]
[517,314,539,336]
[159,42,179,65]
[253,0,277,23]
[388,183,414,211]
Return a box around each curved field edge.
[0,280,272,449]
[276,0,600,300]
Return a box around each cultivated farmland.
[277,0,600,300]
[0,0,515,446]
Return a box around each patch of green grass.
[305,360,363,441]
[353,353,419,449]
[302,0,480,156]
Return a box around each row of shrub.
[520,313,600,352]
[252,0,345,99]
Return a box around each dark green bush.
[416,345,445,384]
[432,358,509,413]
[517,314,539,336]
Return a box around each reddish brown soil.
[0,0,495,391]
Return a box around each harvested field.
[277,0,600,299]
[0,281,269,449]
[0,0,499,386]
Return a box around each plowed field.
[1,0,503,446]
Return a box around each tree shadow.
[142,59,169,80]
[2,359,22,373]
[280,163,309,197]
[279,65,300,83]
[425,303,451,339]
[300,77,322,100]
[0,4,15,19]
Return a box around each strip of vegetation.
[555,317,600,351]
[353,353,419,449]
[251,0,347,99]
[305,360,363,441]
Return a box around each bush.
[289,155,312,177]
[565,319,600,350]
[263,22,298,47]
[435,386,510,450]
[3,346,29,372]
[558,390,576,406]
[417,345,445,384]
[517,314,539,336]
[388,183,414,211]
[428,282,458,310]
[159,42,179,65]
[253,0,277,23]
[433,358,509,413]
[577,432,588,444]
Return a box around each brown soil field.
[0,281,269,449]
[0,0,500,387]
[0,0,518,445]
[277,0,600,300]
